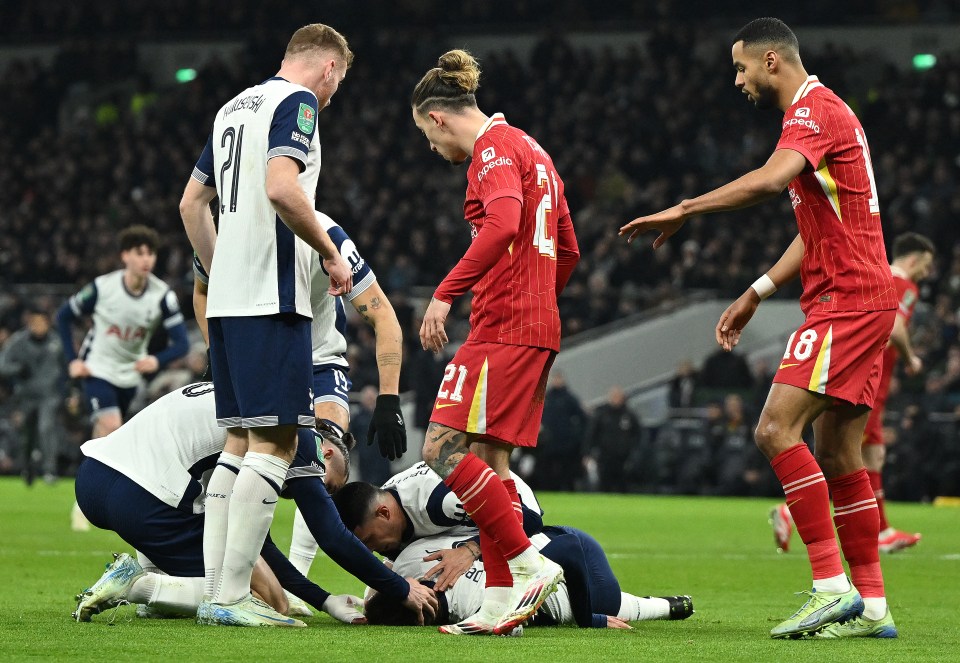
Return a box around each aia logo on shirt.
[794,107,810,118]
[481,147,496,162]
[106,325,147,342]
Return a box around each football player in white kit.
[179,24,355,626]
[72,383,437,626]
[191,210,409,597]
[56,224,189,439]
[363,530,694,632]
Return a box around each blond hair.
[411,49,480,114]
[285,23,354,68]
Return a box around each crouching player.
[72,383,436,626]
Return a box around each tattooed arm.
[351,280,403,396]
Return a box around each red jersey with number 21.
[776,76,896,317]
[460,113,572,351]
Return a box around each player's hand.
[422,544,478,592]
[420,298,451,353]
[905,355,923,376]
[68,359,90,379]
[322,594,367,624]
[618,204,687,248]
[716,289,761,352]
[368,393,407,460]
[605,615,633,629]
[134,355,160,374]
[323,254,354,296]
[401,577,439,625]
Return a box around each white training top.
[192,77,321,318]
[71,271,183,388]
[391,532,572,625]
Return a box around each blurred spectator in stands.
[668,358,698,409]
[350,385,392,486]
[535,371,588,491]
[583,386,642,493]
[0,308,64,483]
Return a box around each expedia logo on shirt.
[783,117,821,133]
[477,156,513,182]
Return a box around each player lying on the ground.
[363,528,693,632]
[72,383,436,626]
[333,462,543,590]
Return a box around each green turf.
[0,478,957,662]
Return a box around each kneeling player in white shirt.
[72,384,436,626]
[363,529,694,631]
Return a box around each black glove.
[367,394,407,460]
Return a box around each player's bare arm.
[179,178,218,273]
[620,148,807,247]
[265,157,353,295]
[193,277,210,346]
[352,282,402,395]
[716,233,804,351]
[419,298,451,354]
[888,314,922,375]
[422,422,470,479]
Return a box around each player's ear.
[765,50,777,72]
[376,503,391,521]
[320,442,334,461]
[427,110,444,128]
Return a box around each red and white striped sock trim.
[459,467,498,505]
[834,497,878,517]
[782,472,825,495]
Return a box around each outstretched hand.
[619,204,687,248]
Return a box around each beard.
[750,81,777,110]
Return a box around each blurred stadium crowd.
[1,5,959,497]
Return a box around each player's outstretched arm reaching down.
[351,281,407,459]
[619,149,807,248]
[716,233,804,351]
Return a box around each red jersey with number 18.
[458,113,573,351]
[776,76,896,317]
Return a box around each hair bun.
[436,49,480,94]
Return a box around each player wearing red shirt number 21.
[412,50,580,636]
[620,18,898,640]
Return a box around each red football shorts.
[429,341,556,447]
[773,309,895,408]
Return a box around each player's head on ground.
[282,23,353,109]
[118,224,159,277]
[314,423,353,494]
[331,481,407,557]
[731,17,804,111]
[411,49,486,165]
[364,581,448,626]
[892,232,935,282]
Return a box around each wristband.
[750,274,777,300]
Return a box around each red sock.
[771,443,844,580]
[478,531,512,587]
[830,469,884,598]
[866,469,889,531]
[444,452,530,559]
[502,478,523,526]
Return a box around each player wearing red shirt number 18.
[412,50,579,636]
[621,19,898,640]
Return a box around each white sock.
[507,546,541,570]
[214,452,289,605]
[136,551,161,575]
[203,452,242,599]
[862,597,887,620]
[617,593,670,621]
[288,508,319,576]
[476,586,512,618]
[812,573,850,594]
[879,527,895,538]
[128,573,205,616]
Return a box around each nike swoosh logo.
[435,402,459,409]
[262,498,278,505]
[779,363,800,369]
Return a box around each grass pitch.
[0,478,957,662]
